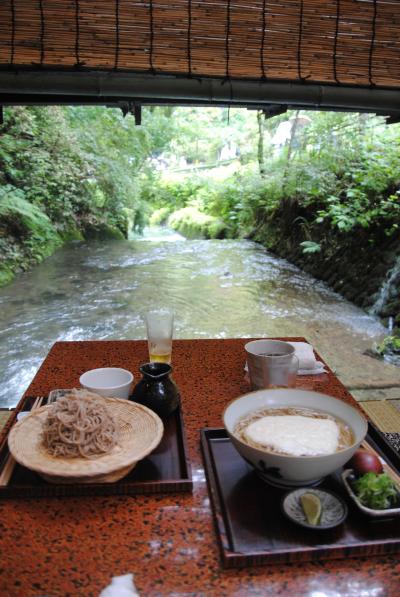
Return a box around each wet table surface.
[0,338,398,597]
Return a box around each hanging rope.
[333,0,340,83]
[369,0,377,86]
[222,0,233,103]
[114,0,120,70]
[149,0,155,73]
[39,0,45,66]
[225,0,231,78]
[297,0,304,81]
[260,0,267,78]
[75,0,80,67]
[187,0,192,76]
[9,0,15,67]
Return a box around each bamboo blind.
[0,1,399,88]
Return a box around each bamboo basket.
[8,397,164,484]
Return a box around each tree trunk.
[286,109,300,165]
[257,111,266,177]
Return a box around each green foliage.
[0,186,61,278]
[353,472,398,509]
[168,206,226,239]
[0,105,179,284]
[165,107,257,165]
[149,207,173,226]
[141,176,204,211]
[0,107,92,228]
[1,104,400,289]
[0,185,56,234]
[65,106,175,216]
[142,110,400,246]
[0,266,14,286]
[0,107,88,280]
[375,334,400,355]
[300,241,321,254]
[196,112,400,242]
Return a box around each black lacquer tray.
[0,396,192,498]
[201,425,400,568]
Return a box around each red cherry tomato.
[349,449,383,475]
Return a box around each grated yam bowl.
[223,389,368,487]
[8,397,164,484]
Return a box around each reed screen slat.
[0,1,399,88]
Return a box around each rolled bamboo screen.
[0,1,399,88]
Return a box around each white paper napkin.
[99,574,140,597]
[287,341,326,375]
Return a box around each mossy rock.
[0,267,14,287]
[61,227,85,242]
[150,207,173,226]
[206,220,227,239]
[168,207,227,239]
[83,223,125,240]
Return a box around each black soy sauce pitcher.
[130,362,180,418]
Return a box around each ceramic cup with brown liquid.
[245,339,298,390]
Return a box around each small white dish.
[79,367,134,399]
[282,488,348,530]
[342,469,400,518]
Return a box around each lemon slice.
[300,492,322,525]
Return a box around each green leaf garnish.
[352,472,398,510]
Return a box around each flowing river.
[0,229,390,408]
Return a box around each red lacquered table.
[0,339,398,597]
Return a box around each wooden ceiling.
[0,1,399,111]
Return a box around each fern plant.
[0,185,59,240]
[300,240,321,254]
[0,185,61,271]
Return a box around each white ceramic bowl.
[79,367,134,399]
[223,389,368,487]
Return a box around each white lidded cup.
[79,367,134,399]
[245,339,297,390]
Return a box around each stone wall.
[251,199,400,328]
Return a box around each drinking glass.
[145,309,174,364]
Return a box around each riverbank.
[250,198,400,330]
[0,107,131,288]
[0,220,125,287]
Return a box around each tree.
[256,111,266,177]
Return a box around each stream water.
[0,229,387,408]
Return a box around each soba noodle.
[42,389,118,459]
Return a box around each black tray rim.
[200,423,400,568]
[0,396,193,498]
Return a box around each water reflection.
[308,582,387,597]
[0,237,386,408]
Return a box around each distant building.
[219,141,238,161]
[272,115,311,152]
